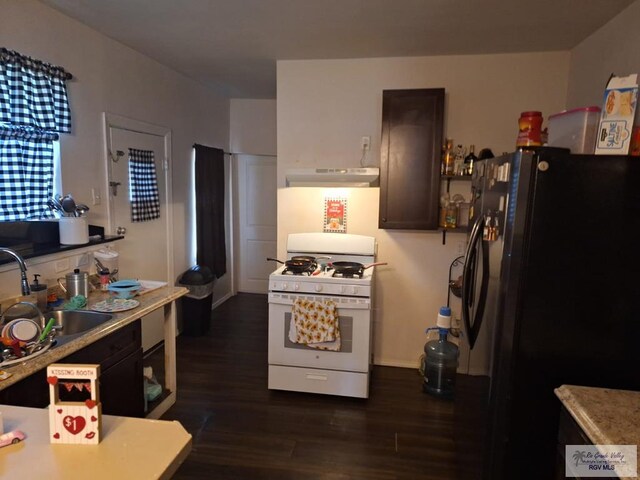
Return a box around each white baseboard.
[211,292,234,310]
[373,359,420,369]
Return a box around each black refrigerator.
[460,147,640,480]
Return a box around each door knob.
[116,226,127,235]
[109,181,121,196]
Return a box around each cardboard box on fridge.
[595,74,638,155]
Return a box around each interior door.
[108,127,168,352]
[237,154,277,293]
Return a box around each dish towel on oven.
[289,298,341,351]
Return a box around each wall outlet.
[457,241,466,255]
[361,136,371,150]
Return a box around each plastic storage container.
[548,106,601,154]
[178,265,215,336]
[94,248,119,275]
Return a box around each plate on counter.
[137,280,168,295]
[91,298,140,313]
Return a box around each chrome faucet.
[0,247,31,296]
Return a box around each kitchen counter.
[0,234,123,266]
[0,286,188,418]
[0,404,191,479]
[555,385,640,479]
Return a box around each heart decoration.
[90,415,98,422]
[85,399,96,409]
[47,376,58,385]
[53,433,60,439]
[57,409,63,414]
[85,432,96,440]
[63,415,86,435]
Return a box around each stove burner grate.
[332,269,363,279]
[282,262,317,276]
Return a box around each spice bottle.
[442,139,454,176]
[99,268,110,291]
[464,145,477,176]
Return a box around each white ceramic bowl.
[5,318,41,343]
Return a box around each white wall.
[0,0,232,304]
[567,0,640,109]
[277,52,570,369]
[230,99,277,155]
[229,99,277,295]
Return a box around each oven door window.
[268,300,370,372]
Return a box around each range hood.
[285,167,379,187]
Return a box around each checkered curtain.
[0,126,57,220]
[0,48,72,221]
[128,148,160,222]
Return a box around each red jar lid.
[520,111,542,117]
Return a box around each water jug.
[423,307,459,399]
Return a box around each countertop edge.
[555,384,640,480]
[555,385,610,445]
[0,286,188,390]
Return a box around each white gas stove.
[268,266,373,297]
[267,233,377,398]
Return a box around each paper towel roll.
[59,217,89,245]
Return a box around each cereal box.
[595,74,638,155]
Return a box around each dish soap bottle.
[29,274,48,312]
[423,306,459,399]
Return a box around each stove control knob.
[282,283,288,290]
[352,286,358,294]
[314,284,323,292]
[294,283,300,291]
[340,285,346,294]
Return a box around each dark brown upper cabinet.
[379,88,445,230]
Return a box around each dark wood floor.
[161,293,487,480]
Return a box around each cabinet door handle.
[305,373,328,381]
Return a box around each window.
[0,48,72,221]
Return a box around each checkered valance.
[129,148,160,222]
[0,48,72,221]
[0,48,72,133]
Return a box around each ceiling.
[41,0,635,98]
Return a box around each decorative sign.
[47,364,102,445]
[324,197,347,233]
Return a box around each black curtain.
[194,144,226,278]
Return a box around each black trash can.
[178,265,215,336]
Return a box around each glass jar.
[444,202,458,228]
[516,111,543,147]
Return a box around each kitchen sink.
[47,310,113,345]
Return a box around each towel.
[289,299,341,351]
[128,148,160,222]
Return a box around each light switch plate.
[92,187,101,206]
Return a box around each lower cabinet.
[0,320,144,418]
[556,406,618,480]
[99,348,144,418]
